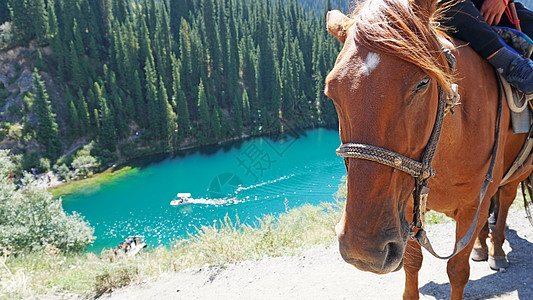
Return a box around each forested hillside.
[294,0,351,12]
[0,0,341,174]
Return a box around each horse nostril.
[383,241,403,270]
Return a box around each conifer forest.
[0,0,346,170]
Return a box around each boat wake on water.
[171,175,295,207]
[171,197,241,206]
[234,175,294,193]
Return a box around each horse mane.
[349,0,454,95]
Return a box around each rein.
[336,49,504,260]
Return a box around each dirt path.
[104,208,533,300]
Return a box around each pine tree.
[98,98,117,152]
[67,98,80,139]
[8,0,33,43]
[72,19,85,60]
[76,88,90,135]
[132,71,146,127]
[0,0,9,24]
[242,89,251,126]
[145,56,160,135]
[35,49,47,72]
[69,41,85,88]
[257,18,277,110]
[232,93,243,135]
[281,36,294,117]
[112,0,130,24]
[32,70,61,158]
[87,88,98,132]
[48,0,66,78]
[138,18,153,75]
[8,0,48,44]
[169,0,189,38]
[226,0,239,103]
[34,0,49,44]
[211,107,222,140]
[65,88,80,139]
[197,79,209,140]
[314,73,324,122]
[271,66,282,130]
[158,76,177,146]
[240,33,257,103]
[202,0,221,75]
[47,0,58,39]
[179,19,194,97]
[171,56,190,135]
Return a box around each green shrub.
[0,122,11,141]
[22,91,34,112]
[21,119,36,141]
[0,150,95,254]
[38,157,51,173]
[7,123,22,140]
[56,154,74,168]
[71,154,97,176]
[22,151,39,170]
[54,164,71,181]
[71,142,101,175]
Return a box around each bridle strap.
[336,144,435,179]
[414,72,503,259]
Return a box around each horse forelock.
[349,0,454,96]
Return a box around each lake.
[62,128,345,251]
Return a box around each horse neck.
[429,40,504,211]
[451,39,502,136]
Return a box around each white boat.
[170,193,193,206]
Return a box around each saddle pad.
[498,73,533,133]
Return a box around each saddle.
[493,26,533,134]
[493,27,533,183]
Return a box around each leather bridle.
[336,48,504,259]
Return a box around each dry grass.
[0,201,344,299]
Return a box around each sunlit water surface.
[62,128,345,251]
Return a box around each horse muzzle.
[336,222,405,274]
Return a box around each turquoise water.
[62,128,344,251]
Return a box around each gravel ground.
[103,208,533,300]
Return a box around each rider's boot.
[488,44,533,95]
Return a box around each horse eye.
[414,78,430,93]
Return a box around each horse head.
[326,0,454,274]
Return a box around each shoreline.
[49,124,336,198]
[49,166,138,198]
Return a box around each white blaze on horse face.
[361,52,380,77]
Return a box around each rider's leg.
[440,0,533,94]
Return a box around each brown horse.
[325,0,533,299]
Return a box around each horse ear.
[327,10,353,43]
[411,0,438,20]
